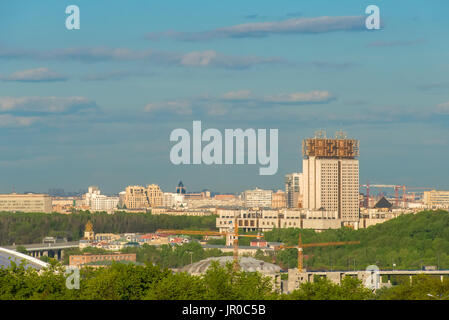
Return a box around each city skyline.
[1,0,449,194]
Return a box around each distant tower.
[176,181,186,194]
[84,221,94,240]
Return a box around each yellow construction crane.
[157,218,262,270]
[278,233,360,272]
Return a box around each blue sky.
[0,0,448,194]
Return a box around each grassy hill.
[263,210,449,271]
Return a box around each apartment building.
[123,184,163,209]
[285,173,302,208]
[271,190,287,208]
[243,188,272,208]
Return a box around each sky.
[0,0,448,195]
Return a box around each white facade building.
[302,157,359,222]
[84,186,119,212]
[243,188,272,208]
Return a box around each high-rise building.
[146,184,163,207]
[285,173,302,208]
[302,130,360,222]
[124,186,149,209]
[243,188,272,208]
[123,184,163,209]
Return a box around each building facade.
[302,131,360,223]
[69,253,136,267]
[123,184,163,209]
[285,173,302,208]
[0,193,52,213]
[84,186,119,212]
[243,188,272,208]
[271,190,287,208]
[423,190,449,208]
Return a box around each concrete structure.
[0,247,49,270]
[243,188,272,208]
[285,173,302,208]
[271,190,287,208]
[217,208,339,233]
[302,131,360,225]
[423,190,449,209]
[0,193,52,213]
[69,252,136,267]
[286,268,449,293]
[5,241,79,261]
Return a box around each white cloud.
[144,90,335,116]
[0,96,97,114]
[144,100,192,115]
[1,67,67,82]
[0,47,283,69]
[0,114,37,127]
[146,16,366,41]
[436,101,449,114]
[221,90,253,100]
[264,90,335,103]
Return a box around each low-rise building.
[423,190,449,209]
[0,193,52,213]
[69,252,136,267]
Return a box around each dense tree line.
[3,260,447,300]
[260,210,449,271]
[0,261,372,300]
[0,211,217,245]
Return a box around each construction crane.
[278,233,360,272]
[156,218,262,270]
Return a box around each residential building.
[146,184,163,207]
[0,193,52,213]
[163,192,185,208]
[285,173,302,208]
[84,186,119,212]
[243,188,272,208]
[271,190,287,208]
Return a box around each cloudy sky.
[0,0,448,194]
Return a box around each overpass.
[0,247,49,270]
[5,241,79,260]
